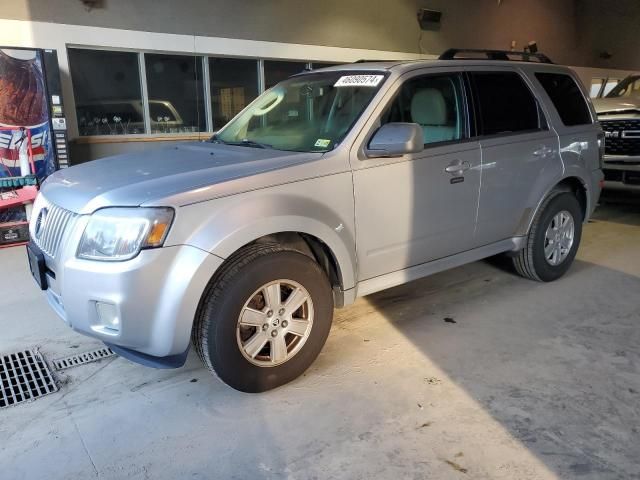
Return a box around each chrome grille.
[600,119,640,156]
[30,195,77,258]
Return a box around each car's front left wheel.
[192,243,334,392]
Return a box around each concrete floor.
[1,192,639,480]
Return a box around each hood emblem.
[35,208,48,239]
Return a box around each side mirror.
[366,123,424,158]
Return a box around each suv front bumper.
[602,155,640,190]
[35,242,223,364]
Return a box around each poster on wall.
[0,48,56,223]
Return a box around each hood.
[593,97,640,115]
[41,142,320,214]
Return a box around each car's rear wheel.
[513,191,583,282]
[192,243,334,392]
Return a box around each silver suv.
[593,75,640,189]
[27,51,604,392]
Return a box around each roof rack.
[439,48,553,64]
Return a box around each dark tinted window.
[209,58,259,130]
[264,60,308,89]
[68,49,144,135]
[145,53,206,133]
[471,72,540,136]
[536,73,592,126]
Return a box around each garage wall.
[3,0,639,163]
[6,0,580,63]
[577,0,640,70]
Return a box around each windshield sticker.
[314,138,332,148]
[334,75,384,88]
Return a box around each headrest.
[410,88,447,126]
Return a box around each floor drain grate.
[53,347,116,371]
[0,349,58,409]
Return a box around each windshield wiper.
[227,139,274,149]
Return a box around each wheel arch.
[191,217,357,308]
[243,231,347,305]
[520,175,589,236]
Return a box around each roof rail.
[439,48,553,64]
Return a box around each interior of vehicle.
[220,72,383,152]
[381,74,464,144]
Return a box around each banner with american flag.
[0,122,52,179]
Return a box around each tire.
[513,191,583,282]
[192,243,334,392]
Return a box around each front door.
[352,71,481,281]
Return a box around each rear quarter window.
[535,72,592,126]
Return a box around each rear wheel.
[192,243,334,392]
[513,192,583,282]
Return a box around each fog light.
[93,302,121,335]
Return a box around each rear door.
[468,68,561,245]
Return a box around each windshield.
[214,71,386,152]
[606,75,640,98]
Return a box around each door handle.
[445,160,471,175]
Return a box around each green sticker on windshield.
[314,139,331,148]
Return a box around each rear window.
[536,73,592,126]
[471,72,540,136]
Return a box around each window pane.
[382,74,465,145]
[69,49,144,136]
[606,75,640,98]
[471,72,540,135]
[590,78,604,98]
[603,79,620,96]
[264,60,308,89]
[209,58,259,130]
[536,73,592,126]
[145,53,206,133]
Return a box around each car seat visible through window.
[410,88,456,143]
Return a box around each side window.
[536,72,592,126]
[471,72,540,136]
[590,78,605,98]
[381,73,465,145]
[603,79,620,96]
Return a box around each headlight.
[77,207,174,261]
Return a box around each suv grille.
[600,119,640,156]
[30,195,77,259]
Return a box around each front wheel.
[513,192,583,282]
[192,244,334,392]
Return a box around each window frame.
[143,52,208,134]
[467,69,548,140]
[208,57,260,131]
[68,46,147,137]
[66,45,340,141]
[377,71,472,149]
[535,72,594,127]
